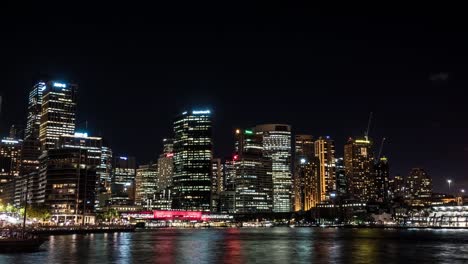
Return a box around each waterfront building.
[41,148,98,224]
[0,137,23,204]
[156,138,174,192]
[314,136,336,201]
[135,163,158,209]
[233,128,273,213]
[172,110,212,211]
[254,124,292,212]
[293,135,314,211]
[373,157,390,203]
[110,156,137,205]
[344,137,374,202]
[404,168,432,206]
[335,157,347,197]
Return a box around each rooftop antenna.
[365,112,373,141]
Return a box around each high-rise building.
[293,135,314,211]
[404,168,432,205]
[302,158,320,210]
[57,132,103,210]
[156,138,174,192]
[373,157,390,203]
[25,82,46,140]
[39,81,78,150]
[172,110,213,211]
[41,148,97,224]
[135,163,158,209]
[223,158,235,191]
[211,158,223,211]
[314,136,336,201]
[335,157,347,197]
[110,156,137,205]
[234,128,273,213]
[344,137,374,202]
[254,124,292,213]
[0,137,23,204]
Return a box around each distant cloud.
[429,72,449,82]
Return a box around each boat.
[0,234,45,252]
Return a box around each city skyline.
[1,9,467,194]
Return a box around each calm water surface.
[2,228,468,263]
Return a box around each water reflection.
[1,228,468,264]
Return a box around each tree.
[25,204,51,222]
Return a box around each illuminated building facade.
[0,138,23,204]
[42,148,97,224]
[293,135,314,211]
[135,163,158,209]
[110,156,137,205]
[172,110,212,211]
[25,82,46,140]
[335,157,347,197]
[234,128,273,213]
[39,81,78,150]
[373,157,390,203]
[314,136,336,201]
[254,124,292,212]
[344,137,374,202]
[404,168,432,205]
[156,138,174,192]
[302,159,320,210]
[389,174,404,199]
[211,158,223,211]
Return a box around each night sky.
[1,4,467,193]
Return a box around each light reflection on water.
[2,228,468,264]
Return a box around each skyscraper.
[0,137,23,204]
[254,124,292,213]
[314,136,336,201]
[135,163,158,209]
[156,138,174,192]
[344,137,374,202]
[293,135,314,211]
[172,110,213,211]
[39,81,78,150]
[335,157,347,197]
[374,157,390,203]
[211,158,223,211]
[25,82,46,140]
[234,128,273,213]
[110,156,137,205]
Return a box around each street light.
[447,179,452,193]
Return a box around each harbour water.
[1,228,468,263]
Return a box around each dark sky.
[1,4,467,193]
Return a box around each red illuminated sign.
[166,153,174,158]
[153,210,202,220]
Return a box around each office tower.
[404,168,432,204]
[374,157,390,203]
[39,81,78,150]
[0,137,23,204]
[111,156,137,205]
[293,135,314,211]
[335,157,347,197]
[57,132,103,210]
[25,82,46,140]
[344,137,374,202]
[302,158,320,210]
[314,136,336,201]
[135,163,158,209]
[223,158,235,191]
[254,124,292,213]
[172,110,213,211]
[41,148,97,224]
[156,138,174,192]
[211,158,223,211]
[234,128,273,213]
[98,145,112,192]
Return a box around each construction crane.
[377,137,386,160]
[364,112,373,141]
